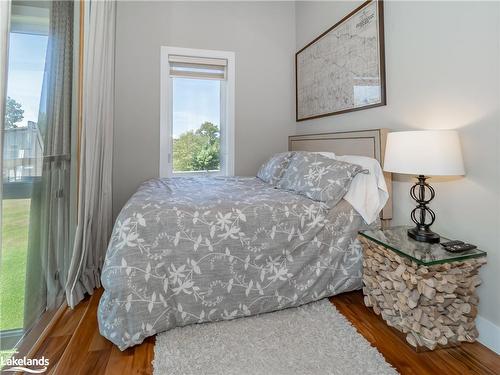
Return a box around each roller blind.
[11,4,50,35]
[169,55,227,80]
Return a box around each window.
[160,47,235,177]
[1,0,76,354]
[0,2,49,348]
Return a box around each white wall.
[114,0,499,351]
[296,0,500,349]
[114,1,296,217]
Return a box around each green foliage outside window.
[173,122,220,172]
[5,96,24,129]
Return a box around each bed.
[98,129,392,350]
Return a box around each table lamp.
[383,130,465,243]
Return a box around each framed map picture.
[296,0,386,121]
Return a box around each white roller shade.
[169,55,227,80]
[11,4,50,35]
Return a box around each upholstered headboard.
[288,129,392,223]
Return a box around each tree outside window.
[173,121,220,172]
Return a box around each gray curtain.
[65,0,115,308]
[24,0,73,329]
[0,1,11,265]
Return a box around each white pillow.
[316,152,336,159]
[335,155,389,224]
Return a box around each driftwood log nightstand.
[358,226,487,351]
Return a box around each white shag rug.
[153,299,398,375]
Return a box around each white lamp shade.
[383,130,465,176]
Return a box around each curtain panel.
[65,0,116,308]
[24,0,74,328]
[0,0,11,255]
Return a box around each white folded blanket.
[336,155,389,225]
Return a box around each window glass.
[172,77,222,173]
[1,0,75,354]
[1,23,48,342]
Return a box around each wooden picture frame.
[295,0,386,122]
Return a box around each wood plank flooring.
[331,291,499,375]
[30,288,498,374]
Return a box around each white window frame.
[160,46,235,177]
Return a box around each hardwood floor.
[34,288,155,375]
[30,288,499,375]
[331,292,499,375]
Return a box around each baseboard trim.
[476,315,500,355]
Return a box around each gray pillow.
[257,152,294,186]
[278,152,364,207]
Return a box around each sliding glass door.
[0,0,75,353]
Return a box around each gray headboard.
[288,129,392,223]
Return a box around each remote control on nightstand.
[441,240,464,247]
[443,243,477,253]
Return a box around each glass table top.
[359,226,487,266]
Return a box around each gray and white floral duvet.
[98,176,372,350]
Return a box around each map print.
[297,1,383,120]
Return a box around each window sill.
[172,170,223,177]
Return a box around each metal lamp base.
[407,226,440,243]
[408,175,441,244]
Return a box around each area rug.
[153,299,398,375]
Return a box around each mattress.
[98,176,374,350]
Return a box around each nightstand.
[358,226,487,351]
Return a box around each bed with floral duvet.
[98,153,378,350]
